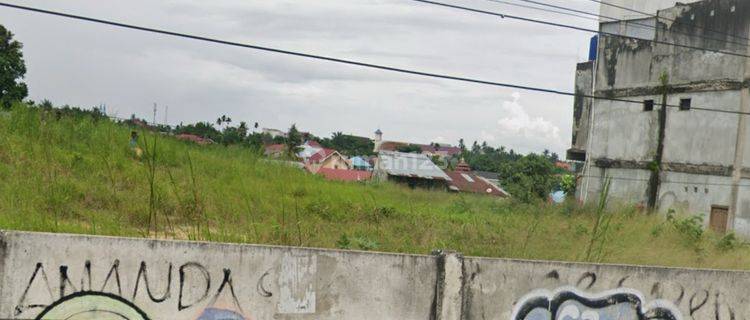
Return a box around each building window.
[679,98,692,111]
[643,99,654,111]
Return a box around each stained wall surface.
[2,231,749,320]
[0,231,437,320]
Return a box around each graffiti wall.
[464,258,750,320]
[2,231,750,319]
[0,231,436,319]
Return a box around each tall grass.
[1,104,750,270]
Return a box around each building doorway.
[709,206,729,234]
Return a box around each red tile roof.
[306,140,322,148]
[309,148,337,163]
[555,161,572,171]
[316,168,372,182]
[445,170,508,197]
[377,141,408,152]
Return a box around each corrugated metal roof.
[376,151,451,181]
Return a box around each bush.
[667,211,704,242]
[717,232,741,252]
[336,234,379,251]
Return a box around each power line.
[590,0,750,43]
[504,0,750,49]
[2,2,750,116]
[411,0,750,59]
[479,0,600,22]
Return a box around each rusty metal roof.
[376,151,451,181]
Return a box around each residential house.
[571,0,749,235]
[474,171,501,186]
[445,160,509,197]
[307,148,350,173]
[297,140,323,161]
[316,168,372,182]
[555,161,573,172]
[262,128,287,139]
[373,129,461,160]
[349,156,372,171]
[264,144,286,158]
[373,151,452,189]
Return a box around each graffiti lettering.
[257,270,273,298]
[101,259,123,296]
[689,290,709,316]
[575,272,596,290]
[14,262,54,316]
[178,262,211,311]
[35,291,150,320]
[512,287,682,320]
[132,261,172,303]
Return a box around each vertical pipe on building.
[648,74,669,210]
[581,38,601,205]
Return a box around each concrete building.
[573,0,750,236]
[599,0,703,21]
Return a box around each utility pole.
[164,105,168,125]
[153,103,157,125]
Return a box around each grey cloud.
[0,0,599,155]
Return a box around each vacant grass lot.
[1,104,749,270]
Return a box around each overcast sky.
[0,0,599,156]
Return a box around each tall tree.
[286,124,303,158]
[0,25,28,109]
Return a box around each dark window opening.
[679,98,692,111]
[643,99,654,111]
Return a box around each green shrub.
[717,232,741,252]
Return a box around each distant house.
[445,161,509,197]
[555,161,573,172]
[373,151,452,189]
[349,156,372,171]
[297,140,323,161]
[419,144,462,159]
[372,129,460,160]
[474,171,501,186]
[262,128,287,139]
[316,168,372,182]
[307,148,350,173]
[175,133,214,145]
[264,144,286,158]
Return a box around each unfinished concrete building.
[572,0,750,236]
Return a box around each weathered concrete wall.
[580,0,750,236]
[571,61,594,157]
[0,231,437,320]
[3,231,750,319]
[463,257,748,320]
[599,0,703,21]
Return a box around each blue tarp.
[350,156,372,169]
